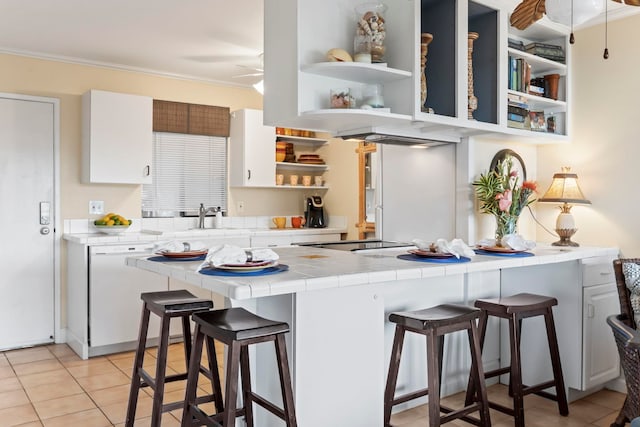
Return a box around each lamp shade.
[545,0,604,27]
[539,167,591,204]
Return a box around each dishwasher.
[89,243,175,352]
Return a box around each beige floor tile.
[5,347,54,365]
[583,388,626,411]
[101,393,153,424]
[23,377,84,403]
[88,383,131,407]
[106,350,136,361]
[45,344,76,359]
[114,412,182,427]
[57,355,107,369]
[568,398,618,424]
[0,365,16,380]
[18,369,74,389]
[12,359,63,377]
[32,393,96,420]
[0,389,30,410]
[0,354,10,367]
[74,370,130,392]
[66,360,122,379]
[14,422,43,427]
[0,376,26,393]
[591,409,622,427]
[40,408,111,427]
[0,403,39,426]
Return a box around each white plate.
[94,225,131,235]
[214,260,278,272]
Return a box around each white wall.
[537,14,640,254]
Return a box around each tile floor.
[0,342,628,426]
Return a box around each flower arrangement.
[473,155,537,245]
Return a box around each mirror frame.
[356,142,377,239]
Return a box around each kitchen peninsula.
[127,244,620,427]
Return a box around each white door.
[0,95,56,350]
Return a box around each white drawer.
[582,258,615,287]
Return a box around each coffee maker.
[304,196,326,228]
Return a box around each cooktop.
[296,240,412,252]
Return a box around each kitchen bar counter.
[127,244,619,427]
[126,244,618,299]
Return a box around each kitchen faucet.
[198,203,220,229]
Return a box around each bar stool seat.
[126,290,223,427]
[465,292,569,427]
[181,307,297,427]
[384,304,491,427]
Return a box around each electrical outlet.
[237,201,245,213]
[89,200,104,215]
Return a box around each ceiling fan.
[231,53,264,93]
[510,0,640,31]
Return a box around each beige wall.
[0,53,358,230]
[537,15,639,255]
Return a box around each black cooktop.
[296,240,412,252]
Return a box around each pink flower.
[509,170,518,177]
[495,189,512,212]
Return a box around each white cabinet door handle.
[587,303,595,318]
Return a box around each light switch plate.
[89,200,104,215]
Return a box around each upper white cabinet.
[264,0,570,143]
[229,109,276,187]
[82,90,153,184]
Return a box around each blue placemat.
[474,249,534,257]
[148,255,206,262]
[199,264,289,277]
[397,254,471,264]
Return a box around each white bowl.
[94,225,131,235]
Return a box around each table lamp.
[539,167,591,247]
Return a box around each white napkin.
[197,244,279,271]
[412,238,475,259]
[477,234,536,251]
[154,240,207,253]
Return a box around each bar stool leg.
[126,304,151,427]
[181,315,193,372]
[464,311,488,407]
[150,315,171,426]
[223,341,242,427]
[426,331,441,427]
[275,334,297,427]
[240,345,255,427]
[205,337,224,414]
[384,325,406,427]
[181,324,205,427]
[468,319,491,427]
[544,308,569,416]
[508,314,525,427]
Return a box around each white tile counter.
[125,244,620,427]
[125,245,619,300]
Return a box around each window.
[142,132,227,217]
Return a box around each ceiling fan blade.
[612,0,640,5]
[232,72,264,78]
[510,0,546,30]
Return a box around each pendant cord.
[570,0,575,44]
[604,0,610,59]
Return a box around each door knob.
[40,227,50,235]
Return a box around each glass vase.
[355,2,387,63]
[495,214,518,247]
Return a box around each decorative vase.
[544,73,560,100]
[355,2,387,63]
[420,33,433,112]
[495,214,518,247]
[467,32,479,120]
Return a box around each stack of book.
[508,93,529,130]
[508,56,531,94]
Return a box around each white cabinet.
[82,89,153,184]
[229,109,276,187]
[581,261,620,390]
[264,0,570,143]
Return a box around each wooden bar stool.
[126,290,223,427]
[384,304,491,427]
[464,293,569,427]
[181,307,297,427]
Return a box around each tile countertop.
[126,244,619,301]
[63,226,347,245]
